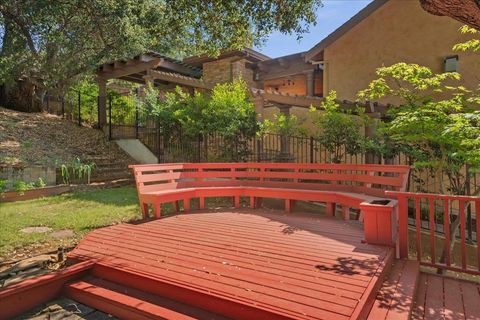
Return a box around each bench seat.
[139,185,396,220]
[130,163,410,246]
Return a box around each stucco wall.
[323,0,479,104]
[264,73,323,96]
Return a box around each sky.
[254,0,373,58]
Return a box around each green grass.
[0,187,142,259]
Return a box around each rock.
[50,229,75,239]
[0,254,53,279]
[20,226,52,234]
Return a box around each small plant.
[0,179,8,194]
[34,177,46,188]
[60,158,96,185]
[61,164,70,184]
[13,180,35,195]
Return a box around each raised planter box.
[0,185,71,203]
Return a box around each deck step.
[64,277,228,320]
[367,260,420,320]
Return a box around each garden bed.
[1,185,71,203]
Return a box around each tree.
[309,91,365,163]
[419,0,480,31]
[358,63,480,196]
[0,0,322,111]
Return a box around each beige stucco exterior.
[323,0,479,104]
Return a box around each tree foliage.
[309,91,366,163]
[260,113,308,137]
[142,79,257,139]
[358,63,480,195]
[0,0,321,104]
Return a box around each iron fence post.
[77,91,81,126]
[310,136,314,163]
[46,94,50,113]
[97,95,100,128]
[135,103,139,139]
[108,94,112,140]
[61,96,65,117]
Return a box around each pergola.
[96,52,207,126]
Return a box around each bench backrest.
[129,163,410,198]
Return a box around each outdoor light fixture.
[444,55,459,72]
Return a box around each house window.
[444,55,458,72]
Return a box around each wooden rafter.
[148,70,213,89]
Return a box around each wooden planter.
[0,185,71,203]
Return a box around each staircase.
[65,277,227,320]
[81,154,134,185]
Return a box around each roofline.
[304,0,389,62]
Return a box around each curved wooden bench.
[130,163,410,246]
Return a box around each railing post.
[77,91,81,126]
[397,195,409,259]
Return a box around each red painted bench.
[129,163,410,246]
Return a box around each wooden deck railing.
[386,191,480,276]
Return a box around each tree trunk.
[419,0,480,30]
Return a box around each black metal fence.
[44,90,99,127]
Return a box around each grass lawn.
[0,187,142,260]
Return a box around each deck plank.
[69,209,393,320]
[424,274,444,320]
[412,272,480,320]
[461,280,480,320]
[443,277,465,320]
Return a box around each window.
[444,55,459,72]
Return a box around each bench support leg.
[141,203,149,219]
[256,198,263,209]
[325,202,336,217]
[234,196,240,209]
[183,199,190,212]
[174,201,180,212]
[153,202,161,219]
[285,199,292,213]
[199,197,205,210]
[250,197,255,209]
[342,206,350,220]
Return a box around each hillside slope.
[0,107,134,180]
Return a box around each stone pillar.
[304,70,315,97]
[253,96,265,161]
[97,78,107,127]
[279,106,291,161]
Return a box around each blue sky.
[254,0,373,58]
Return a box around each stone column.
[97,78,107,128]
[279,106,292,161]
[253,96,265,161]
[304,70,315,97]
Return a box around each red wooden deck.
[412,273,480,320]
[68,209,394,320]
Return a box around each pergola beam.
[148,70,213,90]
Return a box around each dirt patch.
[20,226,52,234]
[0,107,132,166]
